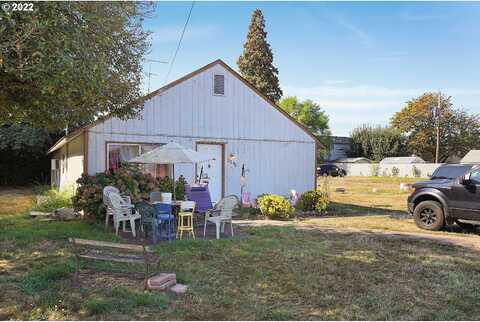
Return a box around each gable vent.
[213,74,225,95]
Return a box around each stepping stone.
[170,283,188,294]
[147,273,176,291]
[29,211,52,217]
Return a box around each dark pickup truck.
[407,164,480,230]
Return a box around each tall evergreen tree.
[237,9,282,102]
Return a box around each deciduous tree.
[391,92,480,162]
[278,96,330,136]
[0,124,57,185]
[349,124,408,162]
[279,96,331,160]
[237,9,282,102]
[0,2,152,131]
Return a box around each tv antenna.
[145,58,168,92]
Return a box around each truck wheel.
[413,201,445,231]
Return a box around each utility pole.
[435,91,441,164]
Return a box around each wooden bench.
[69,238,159,289]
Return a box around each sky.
[142,1,480,136]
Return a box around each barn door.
[196,143,224,203]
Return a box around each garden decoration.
[289,189,299,206]
[240,163,250,207]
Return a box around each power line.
[164,1,195,84]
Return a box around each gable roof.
[48,59,321,154]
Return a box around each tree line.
[349,93,480,162]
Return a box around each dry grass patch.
[3,186,480,320]
[318,176,480,236]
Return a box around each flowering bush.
[296,190,329,214]
[256,194,294,219]
[73,163,186,221]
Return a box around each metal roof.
[334,157,372,163]
[379,156,426,164]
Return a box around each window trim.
[213,74,225,96]
[105,141,171,178]
[106,142,142,171]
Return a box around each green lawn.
[2,186,480,320]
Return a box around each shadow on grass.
[327,202,409,218]
[327,202,480,235]
[5,221,480,320]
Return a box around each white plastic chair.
[109,192,141,237]
[203,195,239,239]
[103,186,132,227]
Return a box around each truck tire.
[413,200,445,231]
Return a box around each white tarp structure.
[460,150,480,164]
[334,157,372,164]
[379,156,426,164]
[129,141,212,199]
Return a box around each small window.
[213,74,225,95]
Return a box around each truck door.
[450,169,480,220]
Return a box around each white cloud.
[322,80,350,86]
[283,83,480,136]
[369,51,409,62]
[284,84,421,98]
[400,12,444,22]
[332,15,372,46]
[149,24,218,44]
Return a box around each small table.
[151,200,182,214]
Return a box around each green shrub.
[412,165,422,178]
[391,166,400,177]
[32,188,73,212]
[85,297,116,314]
[257,194,294,219]
[296,190,329,213]
[73,163,186,221]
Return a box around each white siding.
[88,62,316,198]
[53,135,84,190]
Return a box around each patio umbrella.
[129,141,213,200]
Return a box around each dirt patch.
[74,268,145,291]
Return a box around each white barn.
[48,59,320,202]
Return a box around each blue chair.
[154,203,175,241]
